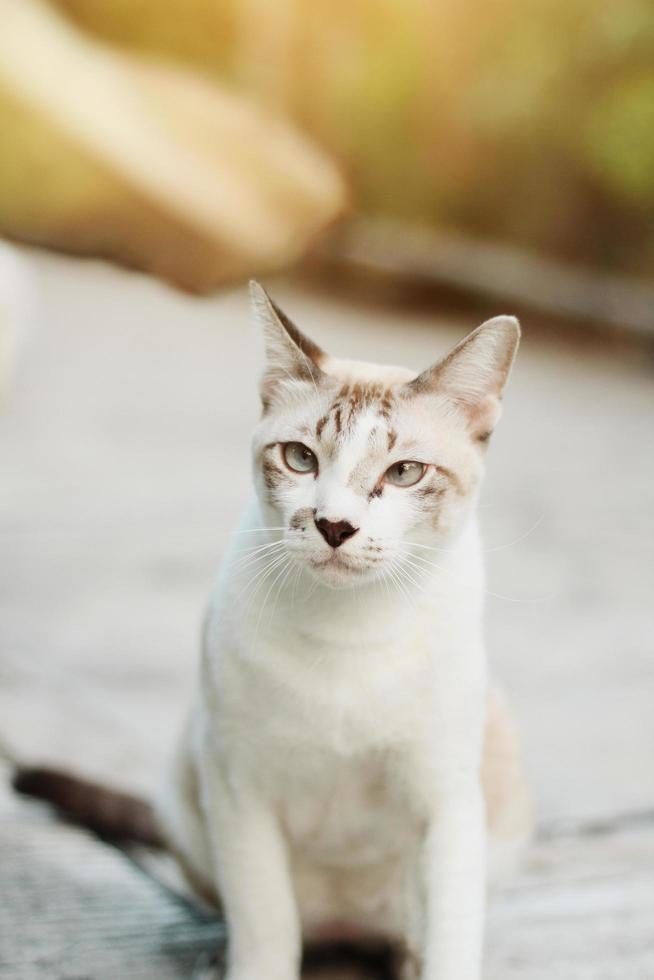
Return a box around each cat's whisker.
[234,538,286,557]
[231,540,286,571]
[234,549,289,606]
[397,547,440,570]
[395,567,420,609]
[398,546,448,575]
[239,556,291,626]
[382,564,402,601]
[397,555,445,592]
[398,554,452,602]
[482,586,556,604]
[393,556,429,601]
[394,554,428,594]
[481,515,544,554]
[246,548,289,592]
[252,556,293,648]
[232,550,287,580]
[290,564,303,608]
[233,526,287,534]
[267,559,296,629]
[388,514,545,558]
[231,548,286,578]
[389,538,453,555]
[233,541,286,565]
[305,575,320,601]
[378,566,392,604]
[387,566,413,605]
[385,559,416,609]
[401,543,554,603]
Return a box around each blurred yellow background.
[2,0,653,296]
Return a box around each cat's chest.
[219,650,435,862]
[276,748,422,864]
[224,633,435,756]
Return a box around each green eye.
[282,442,318,473]
[385,460,426,487]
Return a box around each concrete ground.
[1,248,653,978]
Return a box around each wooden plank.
[0,770,222,979]
[487,827,654,979]
[3,770,653,979]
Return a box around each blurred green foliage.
[55,0,654,275]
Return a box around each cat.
[154,281,532,980]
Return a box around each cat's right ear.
[406,315,520,441]
[249,281,326,409]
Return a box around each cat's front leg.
[200,755,301,980]
[421,779,486,980]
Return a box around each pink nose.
[315,518,359,549]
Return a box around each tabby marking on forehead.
[315,381,398,443]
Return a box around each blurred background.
[0,1,653,978]
[2,0,654,314]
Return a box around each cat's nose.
[314,517,359,549]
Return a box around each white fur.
[159,286,526,980]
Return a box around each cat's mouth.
[311,552,359,570]
[311,557,346,573]
[308,551,373,583]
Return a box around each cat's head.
[250,282,519,589]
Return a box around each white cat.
[158,282,531,980]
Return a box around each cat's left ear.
[250,280,326,407]
[407,316,520,440]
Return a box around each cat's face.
[250,284,519,589]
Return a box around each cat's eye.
[384,460,426,487]
[282,442,318,474]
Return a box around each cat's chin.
[306,554,373,590]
